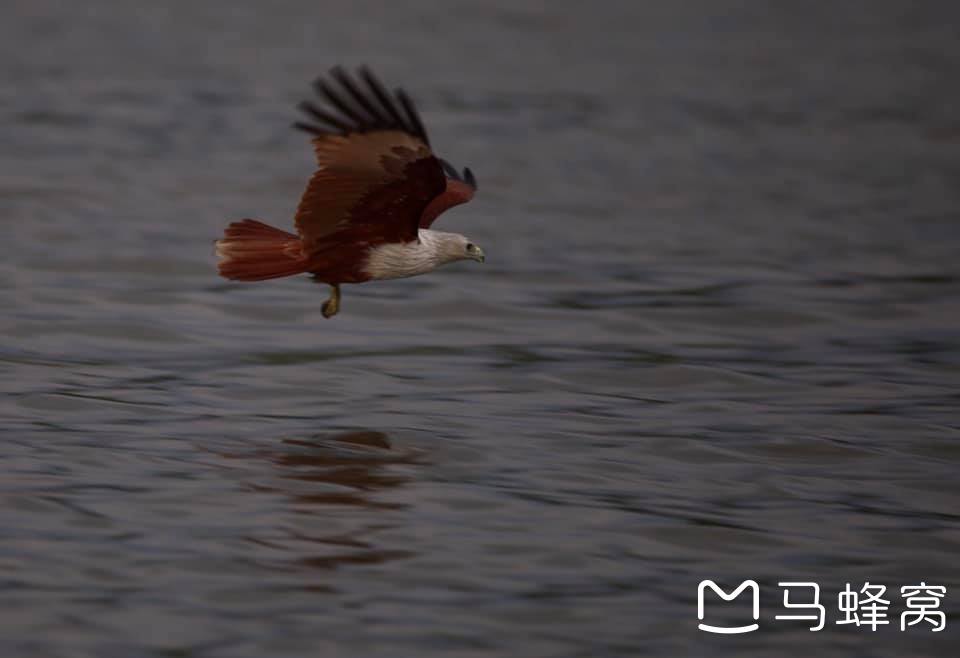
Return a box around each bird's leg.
[321,283,341,319]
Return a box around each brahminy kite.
[215,67,481,318]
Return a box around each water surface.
[1,1,959,656]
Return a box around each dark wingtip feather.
[359,66,406,127]
[332,66,388,126]
[296,100,353,133]
[438,158,478,190]
[395,88,430,146]
[293,121,322,136]
[440,159,460,179]
[463,167,477,189]
[315,78,369,128]
[296,66,434,145]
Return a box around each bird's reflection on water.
[255,431,413,509]
[221,430,422,572]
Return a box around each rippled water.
[2,1,959,656]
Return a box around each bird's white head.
[422,230,485,265]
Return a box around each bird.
[215,66,482,319]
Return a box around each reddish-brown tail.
[215,219,309,281]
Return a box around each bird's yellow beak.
[467,243,485,263]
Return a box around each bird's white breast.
[363,230,447,281]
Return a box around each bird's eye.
[466,243,475,252]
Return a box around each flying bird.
[215,67,482,318]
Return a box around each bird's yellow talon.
[321,284,341,318]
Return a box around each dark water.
[2,1,959,656]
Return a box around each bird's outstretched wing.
[292,67,475,255]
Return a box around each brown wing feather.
[294,132,444,254]
[419,180,476,229]
[291,67,474,258]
